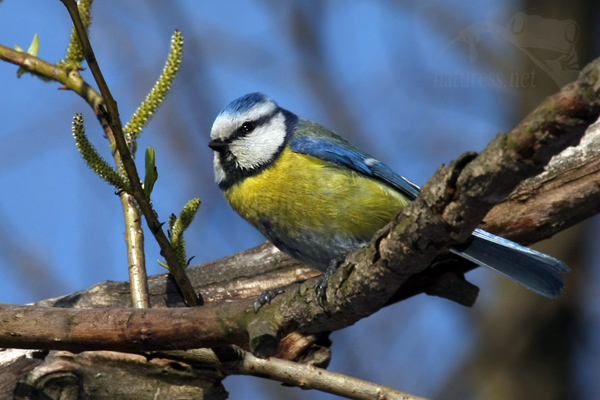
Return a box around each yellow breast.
[223,147,410,239]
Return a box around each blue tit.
[208,92,568,308]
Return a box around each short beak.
[208,140,227,153]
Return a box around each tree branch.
[0,43,102,109]
[483,119,600,243]
[207,346,430,400]
[1,16,195,308]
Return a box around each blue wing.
[290,134,568,298]
[290,136,420,200]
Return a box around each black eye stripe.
[231,110,279,140]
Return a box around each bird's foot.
[315,276,329,307]
[315,260,340,307]
[254,288,286,312]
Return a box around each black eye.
[241,121,255,133]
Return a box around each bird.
[208,92,569,310]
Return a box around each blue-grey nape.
[218,92,271,116]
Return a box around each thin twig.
[59,0,202,306]
[121,193,149,308]
[0,44,102,109]
[178,347,431,400]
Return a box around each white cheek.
[231,113,286,170]
[232,142,274,169]
[213,153,227,184]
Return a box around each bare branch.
[0,43,102,109]
[483,119,600,243]
[0,302,245,353]
[211,346,431,400]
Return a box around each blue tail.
[451,229,569,298]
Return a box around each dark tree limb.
[483,127,600,243]
[13,350,226,400]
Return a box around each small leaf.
[157,259,170,270]
[144,146,158,200]
[27,33,40,57]
[15,34,40,78]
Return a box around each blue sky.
[1,1,598,399]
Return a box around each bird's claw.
[253,288,286,312]
[314,259,342,308]
[315,276,328,307]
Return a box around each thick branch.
[0,303,247,353]
[483,120,600,243]
[35,128,600,312]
